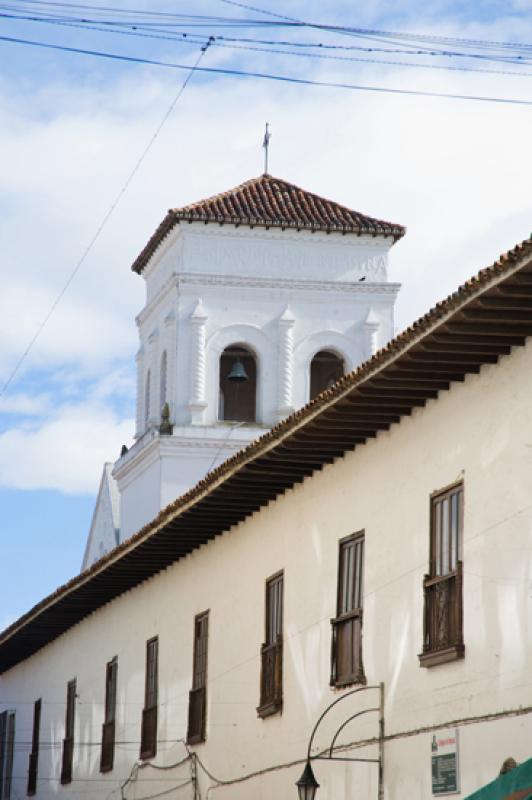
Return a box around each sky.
[1,0,532,630]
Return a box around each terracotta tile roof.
[1,234,532,673]
[131,174,405,274]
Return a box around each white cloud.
[0,401,134,494]
[1,9,531,495]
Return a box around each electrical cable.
[3,12,532,78]
[2,32,532,109]
[0,38,212,399]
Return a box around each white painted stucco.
[113,221,400,541]
[3,331,532,799]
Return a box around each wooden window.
[100,658,117,773]
[0,710,15,800]
[310,350,344,400]
[140,638,158,760]
[27,699,41,796]
[331,533,365,687]
[419,483,465,667]
[60,680,76,785]
[187,612,209,744]
[258,572,284,718]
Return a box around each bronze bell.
[227,358,248,382]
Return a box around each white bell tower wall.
[114,223,401,541]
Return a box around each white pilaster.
[163,310,176,422]
[364,309,380,359]
[147,330,159,429]
[189,299,208,425]
[134,347,144,439]
[278,306,295,420]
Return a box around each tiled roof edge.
[2,233,531,651]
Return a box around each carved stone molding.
[278,306,295,419]
[178,271,400,295]
[189,299,208,424]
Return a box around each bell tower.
[82,174,405,566]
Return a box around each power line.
[3,11,532,78]
[0,38,211,399]
[2,32,532,109]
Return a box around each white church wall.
[116,220,400,552]
[4,337,532,799]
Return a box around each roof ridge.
[131,174,405,274]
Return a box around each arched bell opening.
[309,350,345,401]
[219,345,257,422]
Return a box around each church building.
[83,174,404,566]
[2,175,532,800]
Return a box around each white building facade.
[83,174,404,563]
[2,235,532,800]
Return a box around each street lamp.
[296,760,320,800]
[295,683,384,800]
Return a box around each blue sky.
[1,0,532,629]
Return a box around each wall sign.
[431,729,460,795]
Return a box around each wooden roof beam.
[445,322,532,337]
[431,331,525,347]
[418,341,511,356]
[405,351,499,365]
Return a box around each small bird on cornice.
[358,276,366,282]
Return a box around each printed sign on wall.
[431,729,460,795]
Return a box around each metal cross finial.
[262,122,271,174]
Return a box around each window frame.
[330,532,366,688]
[0,710,15,800]
[187,611,209,745]
[257,571,284,718]
[27,699,41,796]
[60,679,76,785]
[419,481,465,668]
[140,638,158,760]
[100,657,117,773]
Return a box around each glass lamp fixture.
[296,760,319,800]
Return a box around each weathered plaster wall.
[5,309,531,800]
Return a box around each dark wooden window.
[0,710,15,800]
[187,612,209,744]
[258,572,284,718]
[219,346,257,422]
[140,638,158,760]
[331,533,365,687]
[310,350,344,400]
[60,680,76,785]
[27,699,41,796]
[100,658,117,773]
[420,483,465,667]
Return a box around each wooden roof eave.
[1,240,532,673]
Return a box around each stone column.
[163,310,176,423]
[146,330,159,429]
[277,306,295,420]
[364,309,380,359]
[134,346,144,439]
[189,299,208,425]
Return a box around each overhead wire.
[1,32,532,109]
[2,11,532,77]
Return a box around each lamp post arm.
[328,707,380,758]
[306,685,381,761]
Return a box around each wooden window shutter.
[140,639,158,760]
[331,533,365,687]
[27,699,41,796]
[258,572,284,718]
[187,612,209,744]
